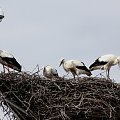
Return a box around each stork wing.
[71,60,84,66]
[99,54,116,62]
[89,57,108,69]
[1,57,21,71]
[70,60,90,73]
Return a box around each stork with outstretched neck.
[59,58,92,79]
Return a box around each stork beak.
[59,62,62,67]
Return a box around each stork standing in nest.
[59,58,92,79]
[0,50,22,72]
[43,65,59,79]
[89,54,120,79]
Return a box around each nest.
[0,72,120,120]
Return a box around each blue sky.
[0,0,120,119]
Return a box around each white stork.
[0,8,4,22]
[89,54,120,78]
[0,50,21,72]
[43,65,59,79]
[59,58,92,79]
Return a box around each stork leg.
[2,65,10,73]
[106,70,108,79]
[107,69,110,79]
[72,73,79,83]
[73,74,75,79]
[3,65,5,73]
[7,66,10,73]
[106,69,110,79]
[73,75,78,83]
[5,65,10,73]
[70,70,76,80]
[71,72,75,80]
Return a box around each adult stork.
[43,65,59,79]
[0,50,22,72]
[0,7,4,22]
[89,54,120,78]
[59,58,92,79]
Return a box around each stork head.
[41,65,49,72]
[0,8,4,22]
[59,58,65,67]
[41,65,50,71]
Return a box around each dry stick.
[24,94,35,112]
[0,79,38,120]
[45,115,61,120]
[5,99,27,120]
[60,108,70,120]
[53,82,61,90]
[32,64,40,75]
[0,93,21,120]
[75,94,84,108]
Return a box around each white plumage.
[0,50,13,58]
[0,7,4,22]
[0,50,21,72]
[43,65,58,79]
[59,58,92,79]
[89,54,120,78]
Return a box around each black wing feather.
[76,66,90,72]
[1,57,21,71]
[89,58,108,69]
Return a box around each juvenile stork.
[89,54,120,78]
[59,58,92,79]
[0,50,22,72]
[0,8,4,22]
[43,65,59,79]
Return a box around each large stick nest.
[0,72,120,120]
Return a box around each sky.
[0,0,120,119]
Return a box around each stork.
[89,54,120,78]
[0,50,21,72]
[59,58,92,79]
[43,65,59,79]
[0,7,4,22]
